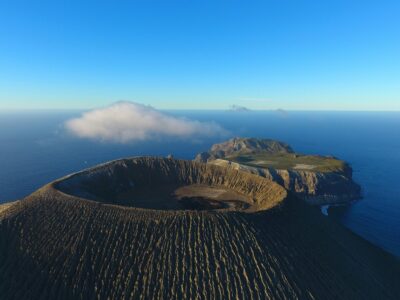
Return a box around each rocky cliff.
[195,138,361,205]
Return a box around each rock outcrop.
[195,137,294,162]
[195,138,361,205]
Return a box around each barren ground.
[116,184,251,211]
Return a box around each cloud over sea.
[65,101,227,143]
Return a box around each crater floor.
[116,184,251,211]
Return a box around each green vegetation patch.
[227,153,346,172]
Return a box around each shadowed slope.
[0,158,399,299]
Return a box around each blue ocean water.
[0,110,399,257]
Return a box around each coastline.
[320,199,358,217]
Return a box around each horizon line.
[1,108,400,113]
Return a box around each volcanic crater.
[1,157,399,299]
[55,157,288,212]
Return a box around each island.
[0,157,398,299]
[195,137,362,205]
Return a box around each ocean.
[0,110,399,257]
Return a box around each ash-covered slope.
[195,138,361,204]
[0,158,398,299]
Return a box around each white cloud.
[65,101,227,143]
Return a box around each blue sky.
[0,0,399,110]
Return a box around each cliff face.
[209,159,361,205]
[195,138,361,205]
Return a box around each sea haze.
[0,110,399,257]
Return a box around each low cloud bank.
[65,102,227,143]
